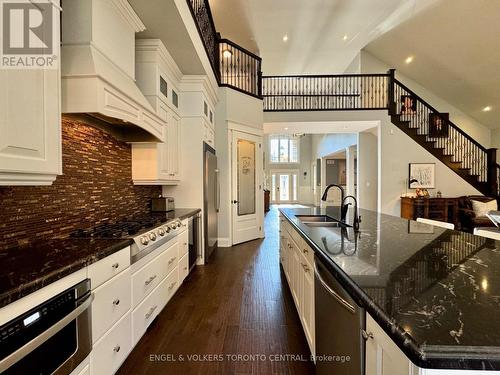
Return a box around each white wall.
[379,119,481,215]
[312,133,357,159]
[491,129,500,150]
[358,131,378,211]
[359,50,492,147]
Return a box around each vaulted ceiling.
[365,0,500,129]
[209,0,408,74]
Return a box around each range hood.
[61,0,164,142]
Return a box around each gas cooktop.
[70,215,169,239]
[70,214,184,263]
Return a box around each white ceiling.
[263,121,379,134]
[129,0,205,75]
[209,0,409,74]
[365,0,500,129]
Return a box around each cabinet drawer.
[132,277,163,345]
[290,228,303,251]
[179,253,189,284]
[92,269,131,343]
[178,230,189,257]
[88,247,130,289]
[166,241,179,275]
[299,237,314,266]
[164,266,179,306]
[131,247,170,308]
[91,312,132,375]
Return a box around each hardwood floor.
[117,206,315,375]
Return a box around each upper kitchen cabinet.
[179,76,218,149]
[61,0,165,143]
[132,40,183,185]
[0,1,62,185]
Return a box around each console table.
[401,197,459,227]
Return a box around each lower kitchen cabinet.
[279,215,315,357]
[91,312,132,375]
[365,315,418,375]
[91,268,132,343]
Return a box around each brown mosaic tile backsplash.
[0,117,162,249]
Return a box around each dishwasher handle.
[314,262,356,314]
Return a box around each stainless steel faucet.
[342,195,361,230]
[321,184,345,204]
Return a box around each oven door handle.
[0,293,94,373]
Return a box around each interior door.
[231,131,263,245]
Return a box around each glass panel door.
[279,174,290,201]
[237,139,256,216]
[270,171,299,203]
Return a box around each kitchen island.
[279,206,500,373]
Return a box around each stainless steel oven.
[188,213,202,271]
[0,279,93,375]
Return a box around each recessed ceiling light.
[222,49,232,59]
[284,127,289,130]
[282,34,288,42]
[343,34,348,41]
[405,56,414,64]
[483,106,492,112]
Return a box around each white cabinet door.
[301,256,315,356]
[0,68,61,185]
[365,315,417,375]
[167,113,181,180]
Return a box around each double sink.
[296,215,349,228]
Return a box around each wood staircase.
[261,70,499,196]
[387,69,498,197]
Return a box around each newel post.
[487,148,498,196]
[387,69,396,114]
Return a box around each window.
[172,89,178,108]
[270,135,299,163]
[160,76,168,98]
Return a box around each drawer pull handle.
[184,242,187,246]
[145,305,158,319]
[145,275,157,286]
[303,249,309,254]
[113,345,121,353]
[168,257,177,265]
[112,299,120,306]
[168,282,177,291]
[112,263,119,269]
[302,263,310,273]
[184,267,187,271]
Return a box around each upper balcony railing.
[262,74,390,111]
[186,0,262,98]
[186,0,219,79]
[219,39,262,99]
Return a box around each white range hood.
[61,0,164,142]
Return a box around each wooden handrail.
[393,78,487,152]
[219,38,262,61]
[263,73,390,79]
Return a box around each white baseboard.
[218,237,232,247]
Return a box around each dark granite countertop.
[280,206,500,370]
[0,238,133,309]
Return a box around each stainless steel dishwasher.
[315,255,366,375]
